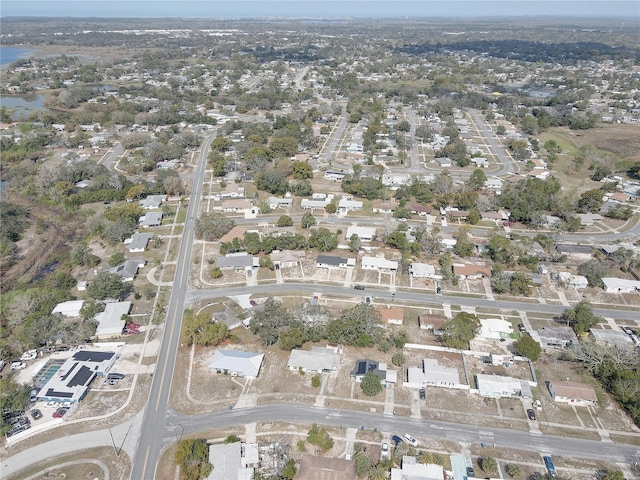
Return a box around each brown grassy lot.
[4,446,129,480]
[465,353,533,384]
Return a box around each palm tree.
[368,464,388,480]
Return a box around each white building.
[602,277,640,293]
[346,226,376,242]
[94,301,132,338]
[51,300,85,318]
[478,318,514,341]
[361,256,398,272]
[410,263,436,278]
[338,198,363,213]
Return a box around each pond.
[1,94,47,121]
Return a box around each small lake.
[1,94,47,121]
[0,47,33,68]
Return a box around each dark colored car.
[250,300,258,307]
[30,409,42,420]
[543,456,557,477]
[391,435,404,444]
[354,284,365,290]
[419,388,426,400]
[466,467,475,478]
[52,407,69,419]
[107,372,125,380]
[527,408,537,420]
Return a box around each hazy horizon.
[1,1,638,19]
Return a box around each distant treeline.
[397,40,640,64]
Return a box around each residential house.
[406,358,460,389]
[471,157,489,168]
[410,263,436,279]
[537,326,577,349]
[298,456,356,480]
[557,244,593,261]
[324,170,347,181]
[51,300,85,318]
[478,318,514,342]
[564,274,589,289]
[480,211,506,225]
[362,256,398,272]
[209,350,265,379]
[219,183,245,198]
[351,359,396,384]
[139,194,166,209]
[607,191,631,203]
[216,253,259,270]
[548,380,598,406]
[206,442,254,480]
[576,213,604,226]
[452,263,492,279]
[94,301,132,338]
[338,198,363,213]
[36,350,118,404]
[447,210,470,221]
[316,255,355,269]
[301,197,331,210]
[435,157,452,167]
[475,374,525,398]
[371,201,396,214]
[418,314,448,333]
[484,177,503,190]
[139,212,163,228]
[378,306,404,325]
[391,456,445,480]
[589,329,634,348]
[602,277,640,293]
[411,204,432,216]
[346,226,376,242]
[270,250,305,268]
[221,199,252,213]
[108,258,146,282]
[287,347,336,373]
[219,226,249,244]
[267,197,293,210]
[124,232,154,253]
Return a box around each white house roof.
[139,211,163,226]
[362,256,398,270]
[407,358,459,387]
[139,194,166,209]
[207,442,250,480]
[346,226,376,240]
[52,300,85,317]
[125,232,154,252]
[476,374,522,395]
[602,277,640,292]
[209,349,264,378]
[338,198,363,209]
[94,301,131,337]
[288,347,336,372]
[391,456,444,480]
[479,318,514,340]
[590,329,634,347]
[410,263,436,276]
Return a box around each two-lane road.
[130,133,215,480]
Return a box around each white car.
[11,361,26,370]
[20,350,37,361]
[403,434,418,446]
[44,401,59,408]
[381,442,389,457]
[60,401,72,408]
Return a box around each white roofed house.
[216,253,259,271]
[94,301,132,339]
[221,199,252,213]
[391,456,445,480]
[337,198,363,213]
[139,194,166,209]
[548,380,598,407]
[602,277,640,293]
[346,226,376,243]
[124,232,154,253]
[410,262,436,278]
[589,329,634,348]
[478,318,514,342]
[537,326,577,349]
[316,255,355,269]
[267,197,293,210]
[287,347,336,373]
[209,349,264,379]
[361,256,398,272]
[270,250,305,269]
[108,258,146,282]
[51,300,85,318]
[139,211,163,228]
[405,359,461,389]
[475,374,523,398]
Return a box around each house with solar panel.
[36,350,118,404]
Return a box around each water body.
[0,47,33,68]
[1,94,46,121]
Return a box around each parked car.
[127,323,141,329]
[104,379,118,386]
[52,407,69,419]
[466,467,475,478]
[312,295,318,305]
[354,284,365,290]
[107,372,125,380]
[381,442,389,456]
[403,434,418,446]
[11,361,26,370]
[543,456,557,477]
[60,401,72,408]
[250,300,258,307]
[20,350,38,361]
[29,409,42,420]
[527,408,537,420]
[30,388,39,402]
[622,326,634,335]
[419,388,426,400]
[391,435,404,444]
[44,401,59,409]
[518,324,526,333]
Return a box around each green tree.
[174,439,212,480]
[108,251,126,267]
[354,451,371,477]
[307,424,334,452]
[360,371,383,396]
[311,375,321,388]
[349,234,362,252]
[369,464,388,480]
[181,310,229,347]
[453,226,474,258]
[87,272,131,300]
[281,459,297,480]
[195,213,235,241]
[211,267,223,279]
[325,203,337,214]
[505,464,522,478]
[467,209,480,225]
[279,326,306,351]
[292,161,314,180]
[467,168,487,190]
[512,334,542,361]
[577,259,606,288]
[301,212,316,229]
[479,456,498,475]
[71,242,101,267]
[510,272,533,296]
[224,434,241,443]
[126,184,149,201]
[577,189,604,213]
[602,470,624,480]
[308,227,338,252]
[277,215,294,227]
[0,380,30,435]
[269,136,298,158]
[563,300,600,335]
[488,235,516,265]
[254,169,289,195]
[440,312,480,349]
[391,351,405,367]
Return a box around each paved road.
[129,133,215,480]
[99,142,123,170]
[187,283,640,323]
[320,108,348,166]
[467,108,516,177]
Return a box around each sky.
[1,1,638,18]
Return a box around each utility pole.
[108,427,118,456]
